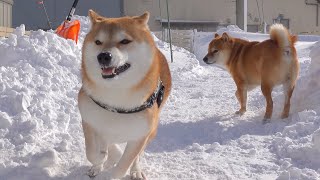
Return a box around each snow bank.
[193,25,270,61]
[0,24,84,178]
[193,25,320,62]
[270,42,320,179]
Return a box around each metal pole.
[159,0,164,41]
[305,0,319,27]
[41,1,52,29]
[317,4,319,26]
[244,0,247,32]
[120,0,125,16]
[166,0,173,63]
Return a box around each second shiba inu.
[203,24,299,122]
[78,10,171,179]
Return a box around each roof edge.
[1,0,14,5]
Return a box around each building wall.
[0,0,13,27]
[247,0,319,34]
[158,0,235,23]
[123,0,161,31]
[12,0,122,30]
[123,0,319,34]
[123,0,235,31]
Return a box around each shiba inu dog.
[78,10,171,179]
[203,24,299,122]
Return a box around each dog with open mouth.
[78,10,172,179]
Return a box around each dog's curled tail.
[270,24,297,49]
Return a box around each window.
[273,14,290,29]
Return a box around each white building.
[123,0,320,34]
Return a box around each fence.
[0,26,30,37]
[154,29,197,53]
[0,26,13,37]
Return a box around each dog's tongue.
[102,67,115,75]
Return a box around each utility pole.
[119,0,124,16]
[236,0,247,32]
[166,0,173,63]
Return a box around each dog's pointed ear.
[214,33,220,38]
[88,9,103,24]
[291,35,298,44]
[133,11,150,25]
[221,32,229,42]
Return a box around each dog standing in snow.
[203,24,299,122]
[78,10,171,179]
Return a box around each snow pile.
[0,17,320,179]
[193,25,271,61]
[270,42,320,179]
[0,24,84,179]
[72,15,91,43]
[193,25,320,61]
[216,25,243,33]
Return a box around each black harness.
[89,80,165,114]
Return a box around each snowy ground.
[0,17,320,180]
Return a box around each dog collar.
[89,80,165,114]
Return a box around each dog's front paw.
[262,118,271,124]
[235,109,246,115]
[104,152,122,170]
[281,112,289,119]
[109,167,127,179]
[87,164,104,178]
[130,170,146,180]
[104,160,116,170]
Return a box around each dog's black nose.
[203,56,208,62]
[97,52,112,66]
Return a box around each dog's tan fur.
[78,10,171,179]
[203,24,299,120]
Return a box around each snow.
[0,18,320,180]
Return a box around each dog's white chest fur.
[79,92,150,143]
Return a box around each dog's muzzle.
[203,56,208,62]
[203,56,214,64]
[97,52,131,79]
[100,63,131,79]
[98,52,112,66]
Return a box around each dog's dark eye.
[95,40,102,45]
[119,39,132,45]
[213,50,218,53]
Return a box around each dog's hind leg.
[281,81,295,119]
[261,83,274,121]
[281,58,299,119]
[235,86,247,115]
[82,121,108,177]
